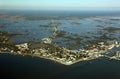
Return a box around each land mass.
[0,31,120,65]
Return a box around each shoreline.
[0,41,120,65]
[0,51,104,65]
[0,41,120,66]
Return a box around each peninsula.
[0,31,120,65]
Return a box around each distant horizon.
[0,0,120,11]
[0,7,120,11]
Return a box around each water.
[0,10,120,79]
[0,10,120,49]
[0,53,120,79]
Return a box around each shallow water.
[0,15,120,49]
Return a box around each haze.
[0,0,120,10]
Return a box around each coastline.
[0,51,104,65]
[0,40,120,66]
